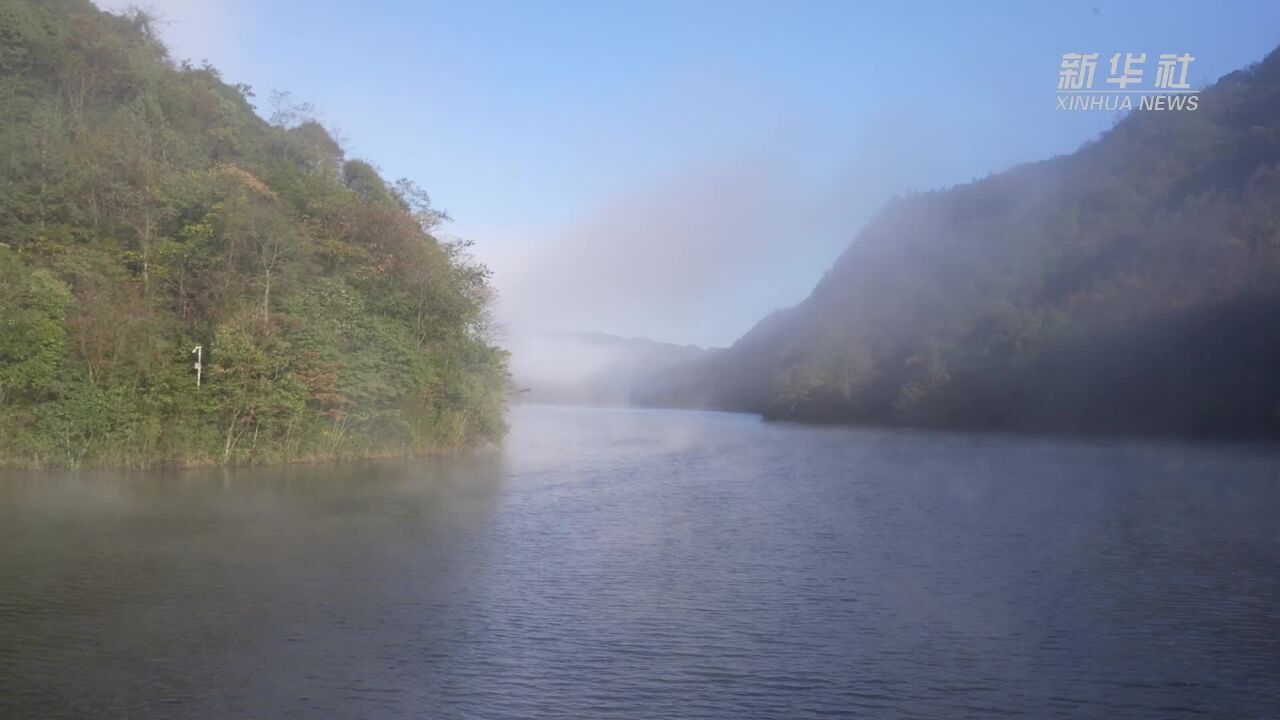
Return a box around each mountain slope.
[0,0,507,466]
[639,48,1280,439]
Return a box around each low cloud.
[489,107,960,348]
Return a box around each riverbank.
[0,435,504,471]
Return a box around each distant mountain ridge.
[637,47,1280,439]
[508,330,715,406]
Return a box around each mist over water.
[3,406,1277,719]
[492,112,965,398]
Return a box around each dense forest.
[0,0,507,467]
[639,47,1280,439]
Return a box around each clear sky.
[97,0,1280,346]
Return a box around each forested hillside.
[0,0,507,466]
[638,48,1280,439]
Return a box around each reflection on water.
[1,405,1278,719]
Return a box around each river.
[1,404,1278,718]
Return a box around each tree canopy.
[0,0,507,466]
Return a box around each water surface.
[1,405,1278,718]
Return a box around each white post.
[192,345,203,387]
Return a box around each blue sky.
[99,0,1280,346]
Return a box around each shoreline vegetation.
[0,0,508,469]
[0,438,506,471]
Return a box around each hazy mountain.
[638,47,1280,439]
[508,330,714,406]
